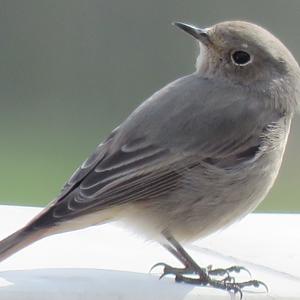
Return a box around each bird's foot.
[157,231,269,298]
[151,262,268,299]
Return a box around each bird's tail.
[0,224,49,263]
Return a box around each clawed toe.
[236,279,269,292]
[225,266,252,277]
[208,265,251,278]
[149,262,168,273]
[150,262,197,279]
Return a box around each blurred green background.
[0,0,299,211]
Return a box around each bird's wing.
[36,75,283,224]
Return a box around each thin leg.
[162,230,246,279]
[163,230,209,280]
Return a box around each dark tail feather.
[0,225,48,263]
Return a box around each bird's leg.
[151,230,268,298]
[152,231,210,280]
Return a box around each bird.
[0,20,299,296]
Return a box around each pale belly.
[121,118,291,243]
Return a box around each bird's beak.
[173,22,210,45]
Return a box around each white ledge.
[0,205,299,299]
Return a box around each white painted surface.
[0,205,299,299]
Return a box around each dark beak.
[173,22,210,44]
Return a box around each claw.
[229,285,243,300]
[226,266,252,278]
[149,263,173,280]
[150,262,192,280]
[237,280,269,293]
[149,262,168,273]
[258,281,269,293]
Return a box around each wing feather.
[36,75,283,226]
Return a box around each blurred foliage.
[0,0,299,212]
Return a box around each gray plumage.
[0,20,299,262]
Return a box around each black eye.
[231,50,251,66]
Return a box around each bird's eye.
[231,50,252,66]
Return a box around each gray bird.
[0,20,299,295]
